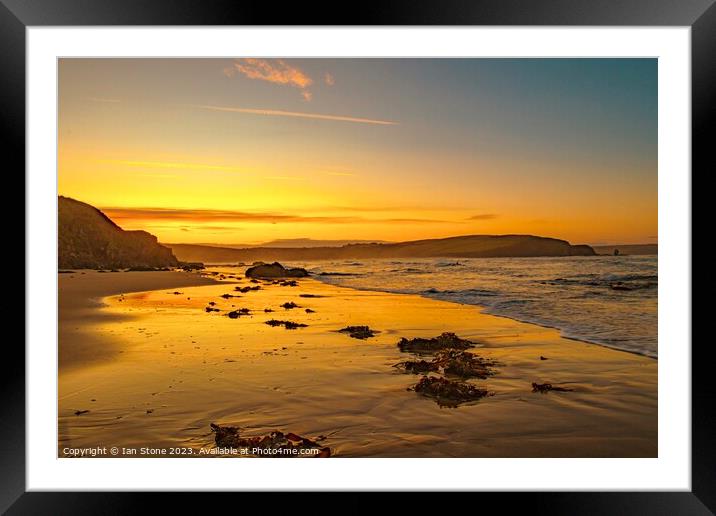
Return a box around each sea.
[302,255,657,358]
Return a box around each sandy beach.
[57,268,657,458]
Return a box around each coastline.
[58,269,657,457]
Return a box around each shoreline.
[58,270,221,371]
[311,277,658,361]
[58,268,657,457]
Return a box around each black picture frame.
[5,0,709,512]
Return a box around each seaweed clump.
[227,308,251,319]
[265,319,308,330]
[397,332,475,353]
[532,382,574,393]
[210,423,330,458]
[411,376,491,407]
[338,326,379,340]
[395,350,497,379]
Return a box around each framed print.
[6,0,711,511]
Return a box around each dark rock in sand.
[299,293,324,298]
[265,319,308,330]
[245,262,309,279]
[280,280,299,287]
[540,356,548,360]
[235,285,261,293]
[227,308,251,319]
[205,307,220,313]
[74,410,90,416]
[411,376,490,407]
[180,262,205,271]
[338,325,378,340]
[532,382,574,393]
[398,332,475,353]
[281,302,299,310]
[305,308,315,313]
[210,423,331,457]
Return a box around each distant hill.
[593,244,658,256]
[168,235,595,263]
[58,196,178,269]
[188,238,390,249]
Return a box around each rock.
[305,308,315,313]
[281,302,299,310]
[411,377,491,407]
[540,356,548,360]
[397,332,475,353]
[74,410,90,416]
[58,196,179,269]
[205,307,220,313]
[227,308,251,319]
[235,285,261,293]
[245,262,309,279]
[299,294,324,298]
[179,262,205,271]
[265,319,308,330]
[531,382,574,393]
[338,326,378,340]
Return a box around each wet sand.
[58,268,657,457]
[59,270,218,371]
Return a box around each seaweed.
[397,332,475,353]
[338,325,378,340]
[227,308,251,319]
[265,319,308,330]
[395,350,497,379]
[411,376,491,407]
[210,423,331,458]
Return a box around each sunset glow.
[59,58,657,245]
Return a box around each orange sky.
[58,58,657,246]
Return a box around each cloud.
[466,214,498,220]
[102,207,452,225]
[195,104,398,126]
[224,58,314,100]
[99,159,245,172]
[324,72,335,86]
[89,97,120,103]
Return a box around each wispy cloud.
[98,159,244,172]
[102,207,451,225]
[467,214,498,220]
[224,58,314,101]
[89,97,121,103]
[195,105,398,126]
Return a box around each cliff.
[58,196,179,269]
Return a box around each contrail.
[195,105,398,126]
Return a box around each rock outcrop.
[58,196,178,269]
[245,262,309,279]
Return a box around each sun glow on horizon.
[59,58,657,246]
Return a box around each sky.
[58,58,657,246]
